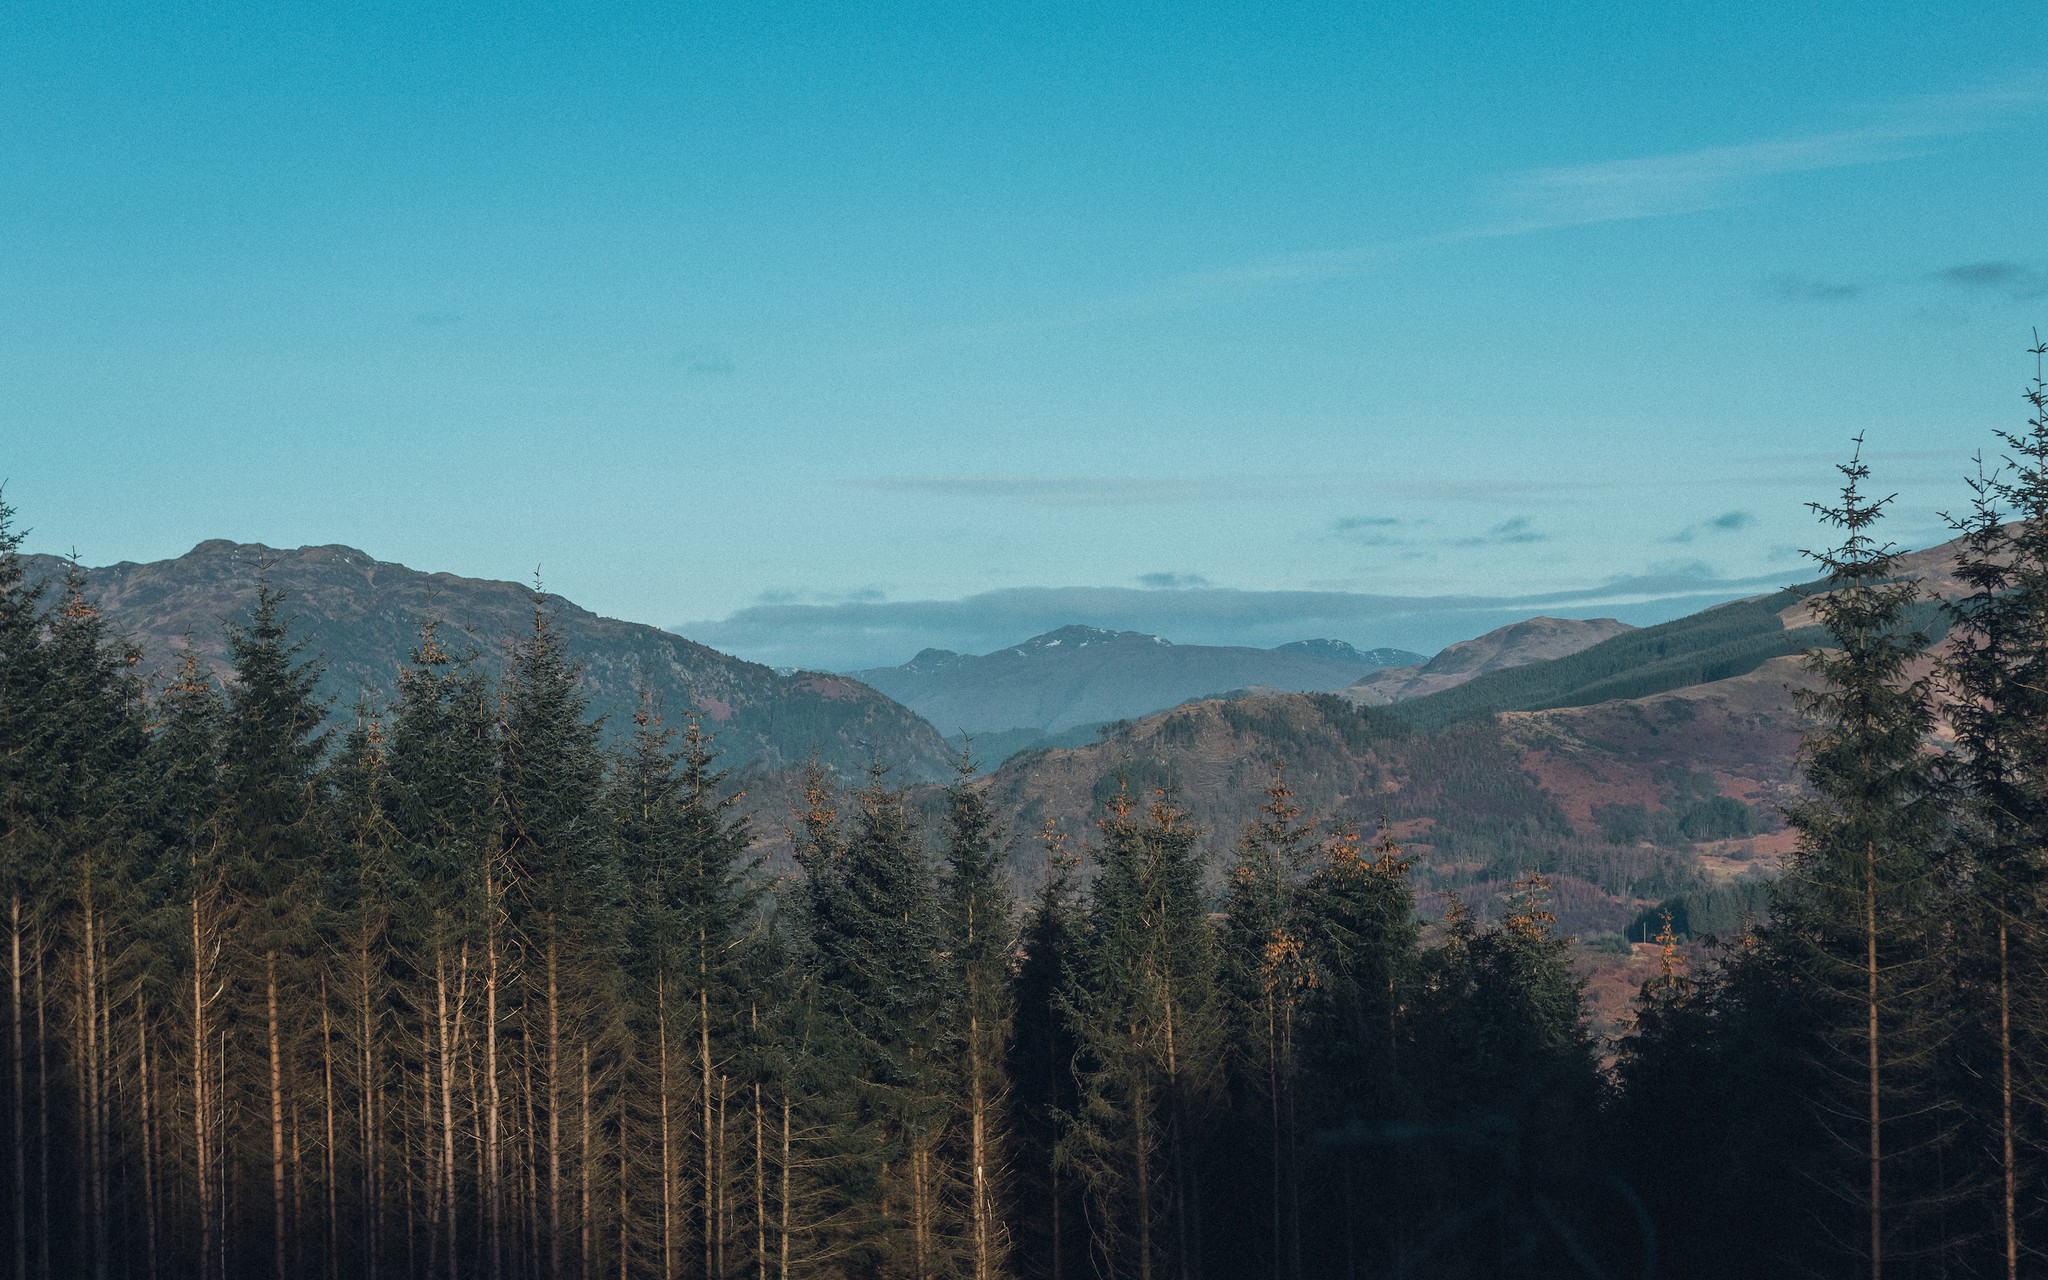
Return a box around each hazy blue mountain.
[25,541,957,780]
[850,624,1422,735]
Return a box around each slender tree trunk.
[487,898,503,1280]
[580,1045,591,1280]
[659,977,674,1280]
[9,895,24,1280]
[36,926,51,1280]
[970,1010,989,1280]
[360,942,381,1280]
[423,1012,439,1278]
[549,937,562,1280]
[271,952,289,1280]
[1266,996,1280,1280]
[617,1135,628,1280]
[323,986,339,1280]
[754,1077,766,1280]
[140,1003,162,1280]
[74,946,91,1276]
[700,982,713,1280]
[778,1098,791,1280]
[1865,838,1881,1280]
[84,891,108,1280]
[1999,915,2017,1280]
[717,1076,729,1280]
[437,948,464,1279]
[1133,1054,1152,1280]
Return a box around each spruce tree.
[498,594,610,1279]
[217,583,331,1280]
[1216,768,1315,1280]
[1771,442,1956,1277]
[1006,821,1082,1280]
[1295,822,1417,1277]
[1067,784,1221,1280]
[1938,336,2048,1278]
[938,752,1014,1280]
[797,764,951,1277]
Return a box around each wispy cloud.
[1136,572,1211,589]
[877,73,2048,343]
[1455,517,1548,547]
[1770,273,1864,302]
[1934,261,2048,300]
[680,566,1797,670]
[844,474,1270,507]
[1665,510,1758,543]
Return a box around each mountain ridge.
[24,540,957,780]
[851,626,1424,736]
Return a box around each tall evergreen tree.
[1938,336,2048,1278]
[1770,442,1957,1278]
[216,583,331,1280]
[795,764,951,1278]
[1216,769,1314,1280]
[937,752,1013,1280]
[1006,821,1082,1280]
[499,594,611,1279]
[1067,785,1221,1280]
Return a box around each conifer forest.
[10,350,2048,1280]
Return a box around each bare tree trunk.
[323,986,339,1280]
[1999,915,2017,1280]
[423,1012,439,1278]
[140,1003,162,1280]
[549,937,563,1280]
[754,1075,766,1280]
[36,927,52,1280]
[1266,997,1281,1280]
[617,1133,628,1280]
[580,1045,591,1280]
[717,1075,729,1280]
[359,941,381,1280]
[1865,838,1882,1280]
[659,977,675,1280]
[700,983,713,1280]
[1133,1053,1152,1280]
[970,1009,989,1280]
[271,952,289,1280]
[9,895,25,1280]
[191,894,213,1280]
[487,920,504,1280]
[84,890,108,1280]
[778,1098,791,1280]
[437,948,466,1279]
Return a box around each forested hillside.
[20,540,954,780]
[7,354,2048,1280]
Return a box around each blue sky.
[4,2,2044,669]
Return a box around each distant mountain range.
[849,625,1423,736]
[25,541,957,780]
[1337,616,1635,705]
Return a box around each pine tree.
[1216,768,1315,1280]
[1938,336,2048,1278]
[1771,441,1956,1278]
[794,764,951,1278]
[385,614,496,1280]
[217,583,331,1280]
[1006,821,1082,1280]
[1295,822,1417,1277]
[1067,784,1221,1280]
[0,497,55,1280]
[938,752,1013,1280]
[498,594,610,1279]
